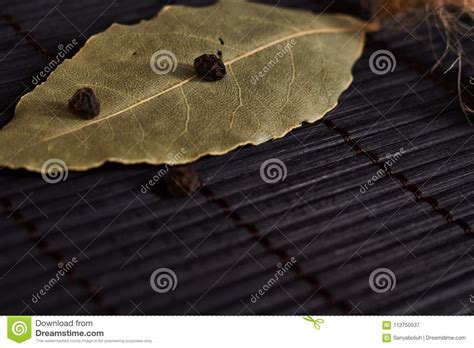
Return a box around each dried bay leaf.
[0,0,365,172]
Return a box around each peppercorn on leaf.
[1,0,365,172]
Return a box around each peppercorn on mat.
[0,0,473,315]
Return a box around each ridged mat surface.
[0,0,473,315]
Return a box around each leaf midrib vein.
[39,25,357,144]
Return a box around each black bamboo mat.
[0,0,473,315]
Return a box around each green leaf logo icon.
[7,316,32,343]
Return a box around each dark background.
[0,0,473,315]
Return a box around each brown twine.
[364,0,474,118]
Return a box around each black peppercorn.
[68,87,100,119]
[194,54,227,81]
[166,165,202,197]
